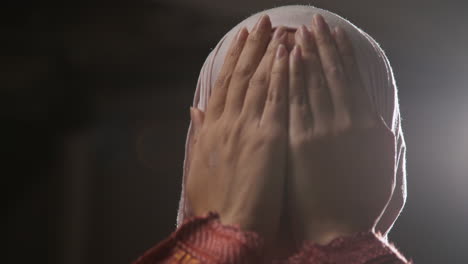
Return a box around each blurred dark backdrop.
[5,1,467,263]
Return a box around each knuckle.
[315,35,330,46]
[229,44,242,56]
[271,69,283,77]
[269,88,285,104]
[234,63,254,77]
[218,119,231,134]
[249,73,269,87]
[248,34,259,42]
[216,122,231,145]
[248,31,263,42]
[229,121,245,141]
[215,73,230,88]
[270,68,283,76]
[267,87,278,103]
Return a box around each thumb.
[190,107,205,145]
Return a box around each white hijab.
[177,5,407,236]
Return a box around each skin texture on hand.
[287,14,396,245]
[186,14,290,248]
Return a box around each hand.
[287,15,396,245]
[186,15,290,245]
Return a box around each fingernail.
[299,25,310,40]
[335,26,344,40]
[236,27,247,41]
[276,44,286,59]
[273,26,286,40]
[253,14,268,32]
[234,27,242,40]
[292,45,301,59]
[314,14,327,32]
[252,15,263,32]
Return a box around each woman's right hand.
[287,15,396,245]
[186,15,290,244]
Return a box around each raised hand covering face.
[178,5,407,238]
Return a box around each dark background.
[5,1,467,263]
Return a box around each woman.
[134,5,410,263]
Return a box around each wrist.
[306,229,356,245]
[301,220,373,245]
[221,212,278,245]
[184,212,265,261]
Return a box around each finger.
[190,107,205,146]
[260,44,289,127]
[295,25,334,129]
[224,14,272,118]
[205,27,249,123]
[243,26,288,122]
[288,45,312,136]
[333,26,377,120]
[312,14,352,121]
[190,107,206,131]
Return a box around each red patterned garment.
[133,213,412,264]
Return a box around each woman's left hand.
[287,15,396,245]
